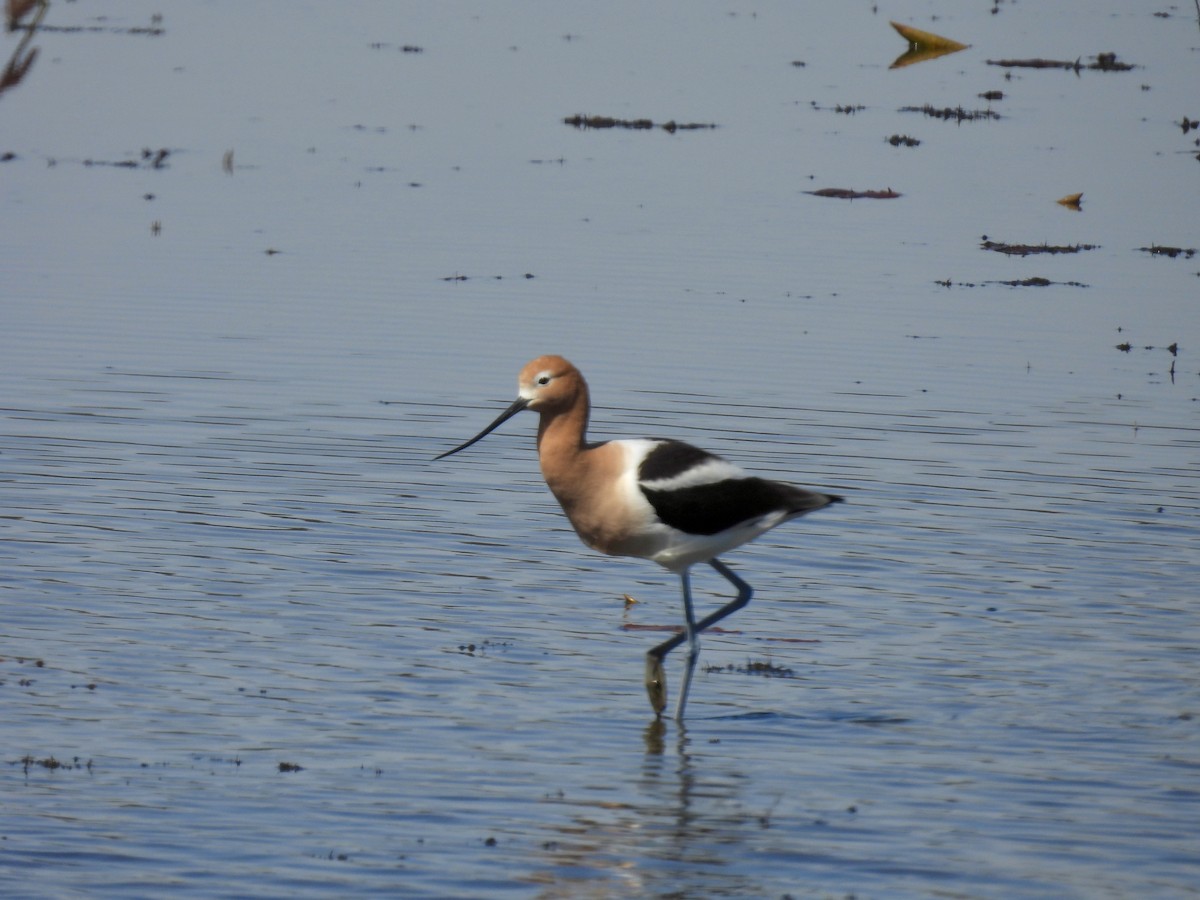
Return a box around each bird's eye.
[536,373,552,386]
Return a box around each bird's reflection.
[530,718,772,898]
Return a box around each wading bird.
[435,355,842,719]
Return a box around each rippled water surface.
[2,2,1198,897]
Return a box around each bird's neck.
[536,398,588,454]
[535,392,591,494]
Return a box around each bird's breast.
[541,440,670,559]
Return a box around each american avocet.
[435,355,843,720]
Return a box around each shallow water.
[2,2,1199,898]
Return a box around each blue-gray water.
[2,2,1198,897]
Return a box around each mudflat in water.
[2,2,1198,897]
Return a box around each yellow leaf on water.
[1056,192,1084,210]
[890,21,969,52]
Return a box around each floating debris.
[1116,341,1180,355]
[995,277,1088,287]
[886,134,921,147]
[563,114,717,133]
[566,114,651,130]
[455,639,514,657]
[809,102,865,114]
[1,0,45,100]
[440,272,536,282]
[278,762,304,773]
[936,277,1088,288]
[1091,52,1134,71]
[986,52,1135,72]
[703,659,796,678]
[18,755,92,773]
[889,20,969,69]
[805,187,901,200]
[6,0,43,31]
[890,21,969,52]
[980,238,1098,256]
[1139,245,1196,259]
[988,57,1073,70]
[900,104,1000,122]
[979,90,1005,101]
[15,21,164,36]
[1056,192,1084,210]
[83,147,171,170]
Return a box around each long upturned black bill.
[434,397,530,460]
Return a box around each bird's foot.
[645,654,667,716]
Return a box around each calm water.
[2,2,1198,898]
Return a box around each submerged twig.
[980,239,1098,256]
[805,187,901,200]
[899,104,1000,122]
[564,114,716,133]
[986,52,1136,72]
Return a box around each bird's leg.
[704,558,754,630]
[674,568,700,721]
[648,571,686,720]
[645,567,695,717]
[645,563,754,719]
[672,560,752,718]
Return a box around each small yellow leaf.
[1056,192,1084,210]
[890,21,969,52]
